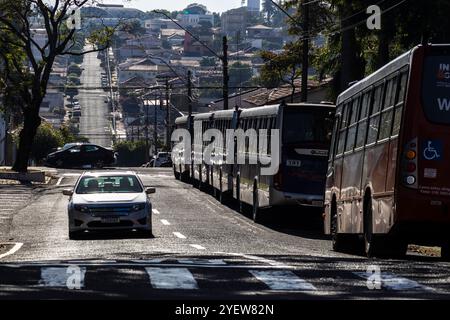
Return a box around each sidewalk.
[0,167,58,185]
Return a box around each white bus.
[174,102,335,222]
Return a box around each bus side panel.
[340,151,364,234]
[333,157,345,233]
[362,143,391,234]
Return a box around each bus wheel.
[252,186,260,223]
[364,198,383,257]
[331,201,347,252]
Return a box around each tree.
[200,57,217,67]
[229,62,254,93]
[0,0,114,172]
[259,42,304,102]
[262,0,277,25]
[120,19,146,38]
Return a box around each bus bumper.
[271,189,324,207]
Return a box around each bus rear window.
[422,55,450,124]
[283,109,334,144]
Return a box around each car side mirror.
[145,187,156,195]
[62,189,73,196]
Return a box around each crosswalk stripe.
[160,219,171,225]
[353,272,434,291]
[152,209,160,215]
[173,232,186,239]
[145,267,198,290]
[249,270,317,291]
[39,267,86,288]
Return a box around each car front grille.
[87,206,135,216]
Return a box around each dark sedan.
[45,144,117,168]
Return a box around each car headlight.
[132,203,146,212]
[74,205,90,213]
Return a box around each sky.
[101,0,246,13]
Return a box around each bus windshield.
[283,109,334,144]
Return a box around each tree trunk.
[339,3,365,93]
[12,108,41,173]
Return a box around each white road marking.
[56,177,63,186]
[250,270,317,291]
[0,242,23,259]
[39,267,86,288]
[173,232,187,239]
[189,244,206,250]
[152,209,160,215]
[145,267,198,290]
[354,272,434,291]
[219,252,292,269]
[160,219,171,226]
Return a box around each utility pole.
[165,79,170,150]
[222,36,229,110]
[301,0,310,102]
[145,98,149,163]
[154,93,158,156]
[187,70,192,118]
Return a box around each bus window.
[356,91,371,148]
[345,98,360,152]
[379,77,398,140]
[283,108,334,145]
[367,85,384,144]
[392,71,409,136]
[336,105,347,155]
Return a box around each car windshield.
[76,175,143,194]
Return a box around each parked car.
[45,143,117,168]
[63,171,155,239]
[154,152,171,167]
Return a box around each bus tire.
[252,185,261,223]
[363,196,384,257]
[330,198,348,252]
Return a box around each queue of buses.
[172,44,450,259]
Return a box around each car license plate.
[101,217,120,224]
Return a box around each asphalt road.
[78,45,112,148]
[0,168,449,299]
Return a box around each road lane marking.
[354,272,434,291]
[219,252,291,269]
[39,267,86,288]
[56,177,63,186]
[160,219,171,226]
[145,267,198,290]
[250,270,317,291]
[189,244,206,250]
[0,243,23,259]
[173,232,186,239]
[152,209,160,215]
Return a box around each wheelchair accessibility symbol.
[422,140,443,161]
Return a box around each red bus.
[324,44,450,259]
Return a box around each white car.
[63,171,155,239]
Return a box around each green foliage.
[200,57,217,67]
[114,140,147,167]
[31,123,64,162]
[229,62,254,90]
